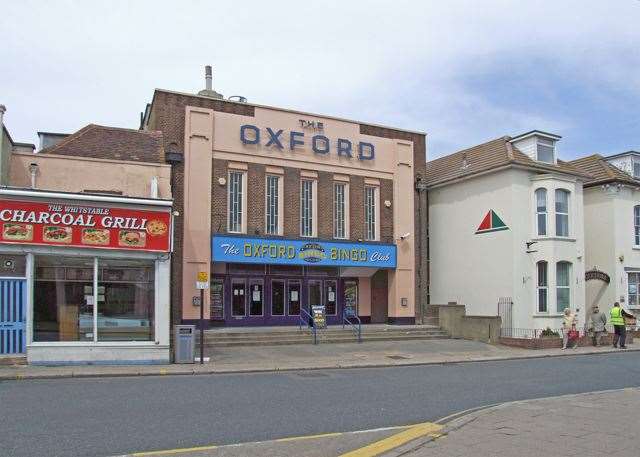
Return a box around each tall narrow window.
[228,171,244,233]
[634,162,640,178]
[364,186,377,241]
[535,188,547,236]
[556,261,571,314]
[634,206,640,246]
[537,261,548,313]
[301,179,314,237]
[265,175,279,235]
[334,182,346,239]
[555,189,569,237]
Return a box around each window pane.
[271,280,285,316]
[231,279,246,316]
[634,162,640,178]
[537,214,547,236]
[266,175,279,235]
[555,189,569,213]
[535,189,547,212]
[365,186,376,240]
[556,262,570,286]
[344,281,358,316]
[249,281,263,316]
[537,262,547,286]
[334,183,345,239]
[557,288,570,313]
[34,256,95,342]
[301,180,314,236]
[229,172,243,232]
[97,258,154,342]
[287,281,301,315]
[556,214,569,237]
[538,289,547,313]
[537,144,554,163]
[635,206,640,245]
[325,280,337,315]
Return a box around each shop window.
[537,261,548,313]
[33,256,156,343]
[334,182,347,239]
[210,279,224,320]
[634,206,640,246]
[535,188,547,236]
[271,280,285,316]
[325,280,337,315]
[300,179,316,237]
[555,189,570,237]
[364,185,378,241]
[97,259,155,342]
[628,273,640,308]
[34,256,95,342]
[288,280,301,316]
[228,171,245,233]
[231,279,246,317]
[556,261,571,314]
[265,175,280,235]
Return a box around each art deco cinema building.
[142,71,427,328]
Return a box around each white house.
[604,150,640,179]
[427,131,591,334]
[570,154,640,318]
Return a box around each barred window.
[228,171,244,233]
[265,175,279,235]
[334,183,346,239]
[364,186,377,241]
[301,179,314,237]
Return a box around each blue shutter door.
[0,279,27,354]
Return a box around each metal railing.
[501,325,626,339]
[342,311,362,343]
[298,308,318,345]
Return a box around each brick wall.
[283,168,300,237]
[211,159,228,233]
[247,163,266,235]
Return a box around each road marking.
[276,431,344,442]
[339,422,443,457]
[129,444,218,456]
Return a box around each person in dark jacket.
[610,302,634,349]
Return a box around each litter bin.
[174,325,196,364]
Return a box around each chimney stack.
[197,65,224,99]
[205,65,212,91]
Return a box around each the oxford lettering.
[243,242,296,259]
[240,124,374,161]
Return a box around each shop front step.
[198,326,450,347]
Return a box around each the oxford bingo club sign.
[0,199,171,252]
[212,235,396,268]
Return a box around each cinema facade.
[143,89,427,327]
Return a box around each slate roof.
[568,154,640,188]
[39,124,164,163]
[425,136,590,187]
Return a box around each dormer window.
[536,138,555,163]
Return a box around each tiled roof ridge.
[39,124,96,154]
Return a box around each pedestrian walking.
[610,302,634,349]
[562,308,577,350]
[588,305,607,346]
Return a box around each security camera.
[399,232,411,240]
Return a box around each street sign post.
[196,272,208,364]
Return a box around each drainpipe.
[415,175,429,324]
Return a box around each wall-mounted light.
[399,232,411,241]
[218,177,227,186]
[384,200,391,208]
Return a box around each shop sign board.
[212,235,396,268]
[0,199,171,252]
[312,305,327,329]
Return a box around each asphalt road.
[2,352,640,457]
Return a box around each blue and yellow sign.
[212,235,396,268]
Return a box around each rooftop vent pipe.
[198,65,224,99]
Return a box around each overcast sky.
[1,0,639,159]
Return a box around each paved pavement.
[1,339,638,380]
[400,388,640,457]
[2,351,640,457]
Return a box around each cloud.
[1,0,638,158]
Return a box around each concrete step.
[202,326,442,338]
[200,332,450,347]
[202,330,447,342]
